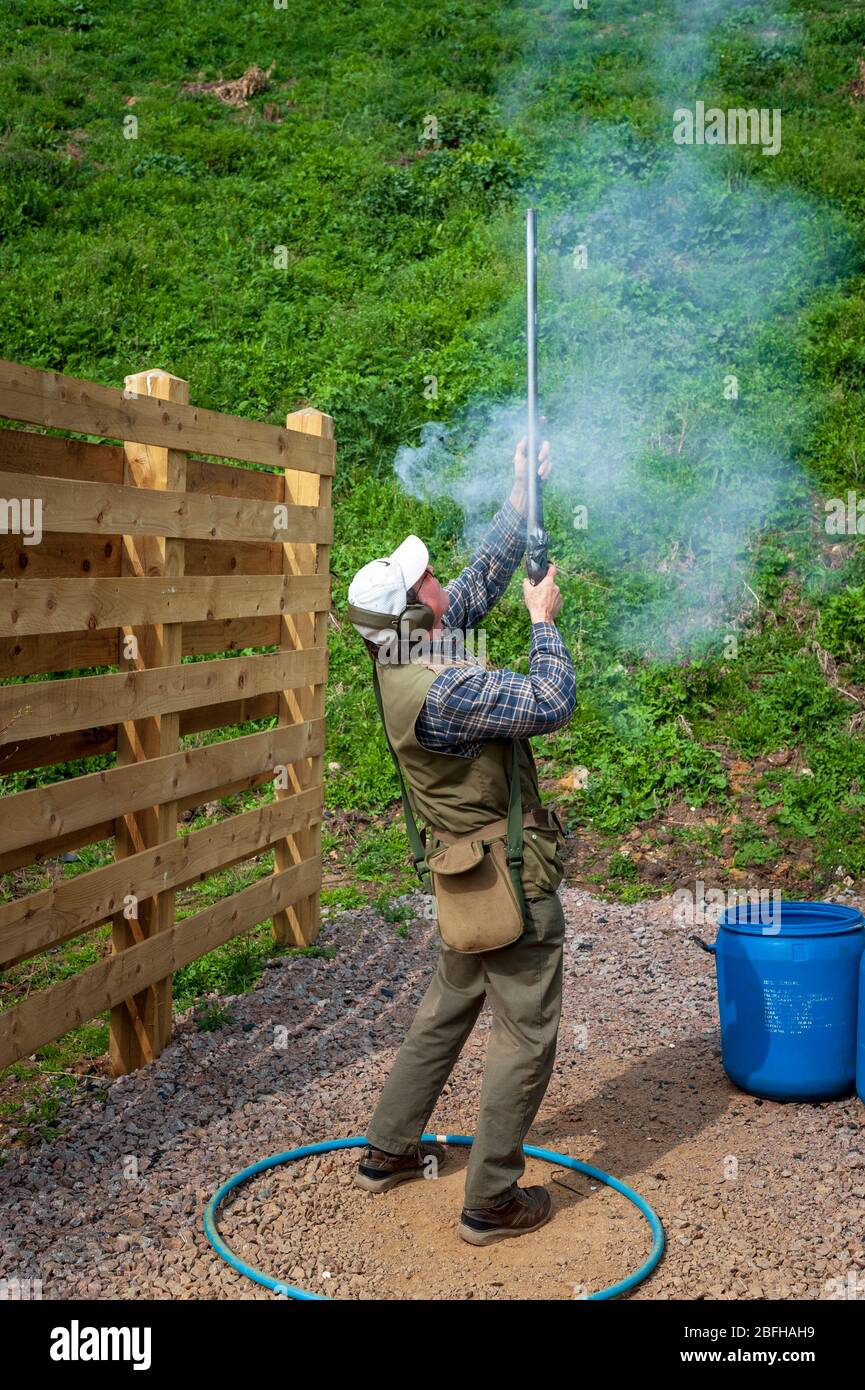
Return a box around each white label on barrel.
[761,978,835,1035]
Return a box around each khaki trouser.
[365,892,566,1209]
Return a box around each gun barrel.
[526,208,539,533]
[525,208,548,583]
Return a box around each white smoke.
[394,0,852,659]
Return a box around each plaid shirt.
[416,497,576,757]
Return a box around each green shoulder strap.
[370,657,529,926]
[504,741,529,926]
[371,660,431,891]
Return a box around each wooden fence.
[0,359,333,1074]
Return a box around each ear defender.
[400,602,435,632]
[345,601,435,635]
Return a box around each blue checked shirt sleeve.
[442,497,527,632]
[416,622,576,752]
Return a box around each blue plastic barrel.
[858,950,865,1107]
[705,900,865,1102]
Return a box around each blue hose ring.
[204,1134,665,1301]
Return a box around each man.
[346,439,576,1245]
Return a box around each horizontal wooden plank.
[0,692,283,777]
[0,717,324,856]
[175,768,274,811]
[0,469,332,546]
[0,361,335,475]
[0,534,282,579]
[0,428,285,500]
[187,457,282,502]
[0,819,114,875]
[0,759,281,874]
[0,572,329,637]
[0,616,285,678]
[0,723,115,776]
[180,692,278,735]
[0,857,321,1068]
[0,786,322,967]
[185,538,283,577]
[184,616,282,655]
[0,428,122,484]
[0,534,121,579]
[0,629,116,678]
[0,648,326,741]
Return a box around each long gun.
[525,207,549,584]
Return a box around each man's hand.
[510,434,552,516]
[523,563,562,625]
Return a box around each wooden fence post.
[110,368,189,1076]
[273,407,333,946]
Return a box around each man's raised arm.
[444,437,551,632]
[417,564,576,753]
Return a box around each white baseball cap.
[347,534,429,644]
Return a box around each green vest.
[376,655,565,900]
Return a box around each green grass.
[2,0,863,840]
[2,0,865,1128]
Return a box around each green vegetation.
[2,0,865,1132]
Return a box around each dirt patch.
[182,64,275,108]
[221,1145,645,1300]
[850,56,865,101]
[555,749,864,904]
[0,886,863,1300]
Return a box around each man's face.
[413,564,449,625]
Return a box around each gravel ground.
[1,884,864,1301]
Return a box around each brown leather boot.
[458,1185,552,1245]
[354,1140,447,1194]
